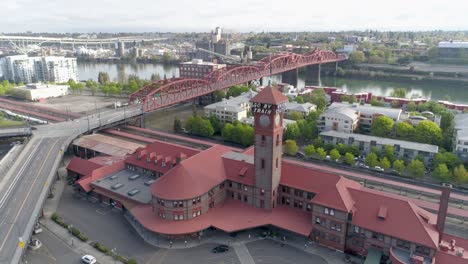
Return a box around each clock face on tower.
[259,114,270,127]
[275,113,280,126]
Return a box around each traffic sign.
[19,238,25,249]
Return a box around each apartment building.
[204,90,256,123]
[454,114,468,161]
[179,59,226,79]
[320,130,438,163]
[318,107,360,133]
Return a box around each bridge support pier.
[281,69,298,87]
[305,64,321,86]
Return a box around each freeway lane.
[0,137,64,264]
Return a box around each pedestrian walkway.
[233,243,255,264]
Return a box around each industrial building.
[67,87,466,264]
[438,41,468,58]
[179,59,226,79]
[8,83,69,101]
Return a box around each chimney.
[437,183,452,244]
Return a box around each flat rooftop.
[91,169,153,204]
[73,134,145,157]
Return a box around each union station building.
[67,87,467,264]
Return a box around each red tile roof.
[130,198,312,236]
[126,140,201,174]
[223,155,255,186]
[251,86,288,105]
[280,160,361,212]
[151,145,235,200]
[67,157,102,176]
[349,188,440,249]
[77,161,125,193]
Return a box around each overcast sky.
[1,0,467,33]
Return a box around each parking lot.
[246,239,328,264]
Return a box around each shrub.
[126,259,138,264]
[93,242,111,255]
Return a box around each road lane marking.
[0,138,43,210]
[0,139,59,252]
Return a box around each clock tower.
[250,86,288,210]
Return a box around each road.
[0,105,143,264]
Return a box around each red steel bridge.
[129,49,346,112]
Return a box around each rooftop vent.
[129,174,141,181]
[127,188,140,196]
[378,205,387,220]
[111,183,124,190]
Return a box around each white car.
[374,166,385,172]
[81,255,97,264]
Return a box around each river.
[77,63,468,104]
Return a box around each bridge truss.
[129,49,346,112]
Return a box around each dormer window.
[324,208,329,215]
[154,159,158,165]
[162,161,166,167]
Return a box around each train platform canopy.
[72,134,145,157]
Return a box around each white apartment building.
[320,130,438,164]
[284,102,316,118]
[318,107,360,133]
[454,114,468,161]
[0,55,78,84]
[204,90,257,123]
[328,102,402,133]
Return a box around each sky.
[1,0,467,33]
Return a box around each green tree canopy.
[349,51,366,64]
[408,159,425,178]
[284,140,298,155]
[347,145,360,156]
[390,88,407,98]
[433,163,451,182]
[316,147,327,159]
[395,121,415,139]
[393,159,405,174]
[406,101,417,112]
[414,120,442,145]
[383,145,395,162]
[285,123,301,140]
[371,116,394,137]
[453,164,468,184]
[380,157,391,170]
[344,153,355,166]
[336,143,348,155]
[304,145,316,157]
[433,152,460,170]
[365,152,379,168]
[173,117,183,132]
[330,149,341,161]
[288,111,303,121]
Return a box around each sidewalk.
[38,155,121,264]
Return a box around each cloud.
[0,0,467,32]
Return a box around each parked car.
[373,166,385,172]
[212,245,229,253]
[33,223,43,234]
[358,163,369,169]
[81,255,97,264]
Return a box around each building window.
[306,204,312,211]
[276,135,280,146]
[260,189,265,196]
[244,186,248,191]
[261,159,265,169]
[260,199,265,208]
[330,209,335,216]
[315,217,321,224]
[276,158,278,168]
[397,239,411,250]
[415,245,431,256]
[243,195,247,202]
[372,232,384,241]
[261,135,266,144]
[354,226,360,233]
[324,208,329,215]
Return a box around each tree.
[226,85,250,98]
[173,117,183,132]
[365,152,379,168]
[393,159,406,174]
[433,164,451,182]
[347,145,360,156]
[285,123,301,140]
[330,149,341,161]
[185,116,214,137]
[408,159,425,178]
[213,90,226,102]
[304,145,316,157]
[289,111,303,121]
[336,143,348,155]
[371,116,394,137]
[433,152,460,170]
[406,101,417,112]
[284,140,298,155]
[98,72,110,85]
[370,97,385,107]
[383,145,395,162]
[390,88,407,98]
[349,51,366,64]
[414,120,442,145]
[309,89,328,111]
[344,153,355,166]
[380,157,391,170]
[296,96,305,103]
[395,122,415,139]
[209,115,222,134]
[453,164,468,184]
[316,147,327,159]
